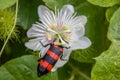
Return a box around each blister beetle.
[37,42,70,77]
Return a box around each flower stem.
[0,0,18,57]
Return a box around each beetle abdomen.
[37,44,63,77]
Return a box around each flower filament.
[46,23,71,46]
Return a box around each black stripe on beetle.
[37,44,64,77]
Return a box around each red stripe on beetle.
[40,60,43,65]
[59,48,63,52]
[47,50,59,60]
[47,64,53,71]
[40,60,49,68]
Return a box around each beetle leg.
[40,41,50,47]
[60,54,67,61]
[64,46,71,49]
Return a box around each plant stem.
[0,0,19,57]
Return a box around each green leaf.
[17,0,43,30]
[0,0,16,9]
[91,44,120,80]
[0,55,38,80]
[108,7,120,44]
[43,0,109,63]
[87,0,120,7]
[43,0,85,10]
[40,71,58,80]
[91,7,120,80]
[105,5,119,22]
[0,55,58,80]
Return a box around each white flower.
[25,4,91,71]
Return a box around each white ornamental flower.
[25,4,91,71]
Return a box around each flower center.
[46,23,71,46]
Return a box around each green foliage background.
[0,0,120,80]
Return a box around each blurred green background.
[0,0,120,80]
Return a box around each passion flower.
[25,4,91,71]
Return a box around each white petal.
[25,38,50,57]
[75,26,85,38]
[61,4,74,14]
[51,48,72,72]
[25,38,42,51]
[70,26,85,41]
[40,45,50,57]
[70,31,79,41]
[60,4,74,17]
[70,37,91,50]
[71,16,87,26]
[61,48,72,60]
[80,16,87,25]
[38,5,50,20]
[58,4,74,23]
[27,23,46,38]
[38,5,56,27]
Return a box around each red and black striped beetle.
[37,42,69,77]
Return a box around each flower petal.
[40,45,50,57]
[58,4,74,24]
[25,38,50,57]
[70,37,91,50]
[60,4,74,16]
[75,26,85,38]
[38,5,49,19]
[51,48,72,72]
[25,38,42,51]
[27,23,46,38]
[38,5,56,27]
[62,4,74,13]
[70,26,85,41]
[71,16,87,26]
